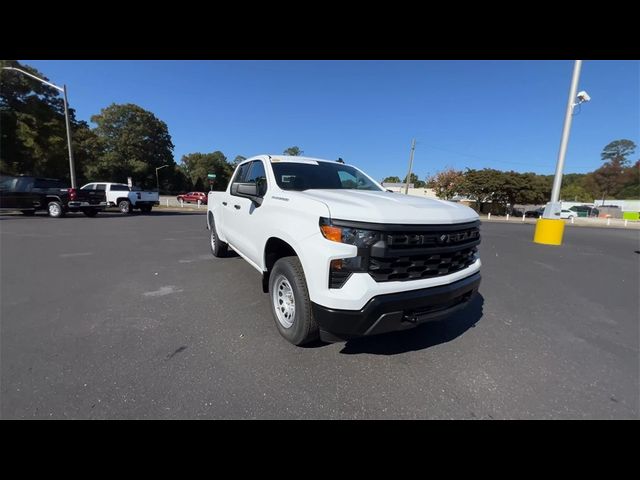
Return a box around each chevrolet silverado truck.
[207,155,481,345]
[80,182,159,213]
[0,175,107,217]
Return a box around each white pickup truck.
[207,155,481,345]
[81,182,160,214]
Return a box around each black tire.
[47,201,65,218]
[269,256,319,346]
[118,199,131,214]
[21,210,36,216]
[140,205,152,214]
[83,209,99,217]
[209,216,228,257]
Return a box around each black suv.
[0,175,107,217]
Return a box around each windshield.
[271,162,382,191]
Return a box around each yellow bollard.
[533,218,565,246]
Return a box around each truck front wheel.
[209,217,228,257]
[269,256,319,346]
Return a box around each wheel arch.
[262,237,302,293]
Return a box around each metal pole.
[156,169,160,192]
[404,138,416,195]
[548,60,582,211]
[62,85,77,188]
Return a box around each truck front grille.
[366,223,480,283]
[368,246,478,282]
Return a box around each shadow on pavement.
[337,293,485,356]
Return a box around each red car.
[176,191,208,205]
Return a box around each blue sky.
[23,60,639,180]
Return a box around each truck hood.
[291,190,478,224]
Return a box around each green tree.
[404,172,425,188]
[88,103,175,188]
[560,183,591,202]
[601,139,635,166]
[283,146,303,156]
[232,155,247,166]
[589,140,637,202]
[1,59,86,182]
[382,176,401,183]
[180,151,234,191]
[460,169,508,208]
[426,168,464,200]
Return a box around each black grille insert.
[369,246,478,282]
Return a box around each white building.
[381,183,438,199]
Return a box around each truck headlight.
[320,218,377,288]
[319,218,379,247]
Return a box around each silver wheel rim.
[273,275,295,328]
[49,203,60,216]
[120,202,128,213]
[210,228,216,250]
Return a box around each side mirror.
[232,182,263,206]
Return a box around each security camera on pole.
[534,60,591,246]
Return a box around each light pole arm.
[1,66,64,92]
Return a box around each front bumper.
[312,272,480,341]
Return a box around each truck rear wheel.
[118,200,131,214]
[209,218,228,257]
[47,201,65,218]
[269,256,319,346]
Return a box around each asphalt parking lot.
[1,211,638,419]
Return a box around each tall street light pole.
[1,67,77,188]
[534,60,590,246]
[156,165,169,192]
[547,60,583,213]
[404,138,416,195]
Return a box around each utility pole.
[404,138,416,195]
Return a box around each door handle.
[234,205,241,210]
[222,202,227,206]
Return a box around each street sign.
[207,174,216,179]
[127,177,132,188]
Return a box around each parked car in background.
[81,182,159,214]
[560,209,576,219]
[569,205,599,217]
[525,208,544,218]
[0,175,107,217]
[177,191,207,205]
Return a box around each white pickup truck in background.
[207,154,481,346]
[81,182,160,214]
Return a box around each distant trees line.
[0,60,303,193]
[383,139,638,207]
[3,60,637,202]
